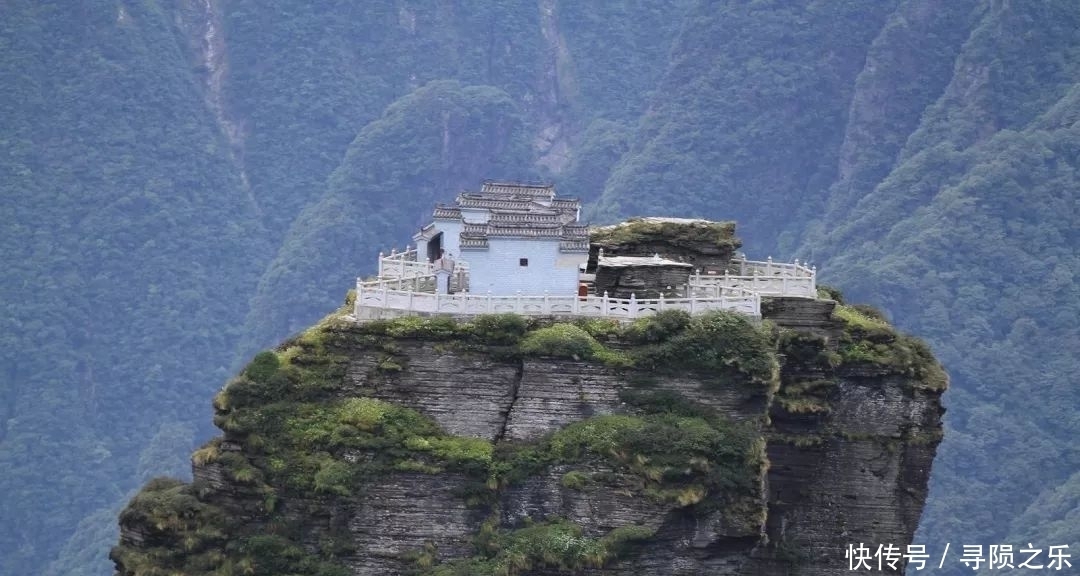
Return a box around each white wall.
[414,235,429,262]
[464,238,587,296]
[435,219,463,259]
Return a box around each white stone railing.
[689,264,816,299]
[378,247,469,281]
[732,257,815,278]
[354,282,760,320]
[359,274,437,294]
[378,248,432,279]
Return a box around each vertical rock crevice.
[493,359,525,446]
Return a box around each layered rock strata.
[112,297,944,576]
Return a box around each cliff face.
[111,295,945,576]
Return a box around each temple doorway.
[426,231,443,262]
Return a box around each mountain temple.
[354,181,817,321]
[412,182,589,296]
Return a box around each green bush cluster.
[777,330,840,371]
[518,323,634,367]
[815,284,845,303]
[629,311,779,389]
[357,313,533,346]
[468,314,533,345]
[217,328,351,412]
[117,478,225,539]
[109,478,247,576]
[832,305,948,391]
[771,330,840,416]
[235,535,349,576]
[833,304,891,332]
[493,411,761,511]
[216,393,498,498]
[422,520,655,576]
[519,324,603,360]
[623,309,692,343]
[570,317,623,340]
[560,470,591,490]
[509,310,778,386]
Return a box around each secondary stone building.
[412,182,589,296]
[593,254,694,299]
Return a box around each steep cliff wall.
[111,294,945,576]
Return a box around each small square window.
[519,258,529,267]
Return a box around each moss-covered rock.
[833,304,949,391]
[114,286,944,576]
[591,218,739,253]
[420,519,655,576]
[589,218,742,273]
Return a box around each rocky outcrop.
[761,297,843,344]
[348,472,482,575]
[113,300,944,576]
[595,259,694,299]
[589,218,742,272]
[754,377,944,575]
[344,344,521,441]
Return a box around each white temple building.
[411,182,589,296]
[354,181,817,321]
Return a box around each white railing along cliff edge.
[690,257,816,299]
[354,280,761,320]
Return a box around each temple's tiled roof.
[432,181,584,251]
[480,181,556,198]
[433,206,461,219]
[488,211,562,224]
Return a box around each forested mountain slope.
[812,1,1080,562]
[240,81,533,356]
[0,2,267,575]
[592,0,903,251]
[1,1,1077,575]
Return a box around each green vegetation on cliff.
[110,477,349,576]
[833,304,948,392]
[422,520,655,576]
[113,306,780,575]
[112,297,947,575]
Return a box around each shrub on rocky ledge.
[833,305,948,391]
[422,520,656,576]
[519,324,603,360]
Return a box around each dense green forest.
[0,1,1077,575]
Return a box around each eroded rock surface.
[114,301,944,576]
